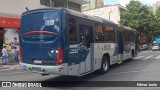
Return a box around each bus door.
[135,33,138,55]
[79,25,93,74]
[67,17,80,76]
[116,31,123,63]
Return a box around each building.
[0,0,88,56]
[153,0,160,13]
[82,0,96,11]
[96,0,104,8]
[40,0,89,12]
[148,5,153,12]
[82,0,104,11]
[82,4,126,24]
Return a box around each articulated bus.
[19,8,139,76]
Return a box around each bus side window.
[123,30,129,44]
[68,17,77,41]
[95,24,104,42]
[79,25,91,48]
[104,25,115,43]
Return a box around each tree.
[120,1,152,34]
[154,7,160,37]
[156,7,160,18]
[120,0,160,43]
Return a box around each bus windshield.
[21,11,60,42]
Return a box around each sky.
[104,0,159,6]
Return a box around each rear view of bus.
[19,8,67,75]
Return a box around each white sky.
[119,0,159,6]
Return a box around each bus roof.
[118,24,137,32]
[22,7,137,32]
[22,8,62,16]
[65,8,103,23]
[22,7,103,23]
[94,16,117,26]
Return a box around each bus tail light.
[56,47,63,65]
[19,46,23,62]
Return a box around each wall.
[4,28,19,44]
[24,0,42,11]
[0,0,42,17]
[82,0,96,11]
[0,0,40,56]
[4,28,19,54]
[82,5,120,24]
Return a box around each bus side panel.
[93,43,102,71]
[67,17,95,76]
[130,42,135,54]
[122,32,137,60]
[104,43,118,65]
[79,44,94,75]
[65,14,80,76]
[93,43,117,70]
[135,33,139,56]
[67,43,80,76]
[68,64,80,76]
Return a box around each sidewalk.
[0,57,21,70]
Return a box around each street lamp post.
[109,11,113,20]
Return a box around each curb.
[0,68,21,72]
[0,67,21,71]
[0,64,21,71]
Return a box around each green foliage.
[156,7,160,18]
[120,0,160,38]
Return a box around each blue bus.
[19,8,138,76]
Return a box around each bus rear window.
[21,12,60,42]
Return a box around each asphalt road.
[1,50,160,90]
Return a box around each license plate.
[31,67,42,72]
[34,60,42,64]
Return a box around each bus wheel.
[130,50,134,60]
[99,56,109,74]
[132,50,134,57]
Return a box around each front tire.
[99,56,109,74]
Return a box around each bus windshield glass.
[21,11,60,42]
